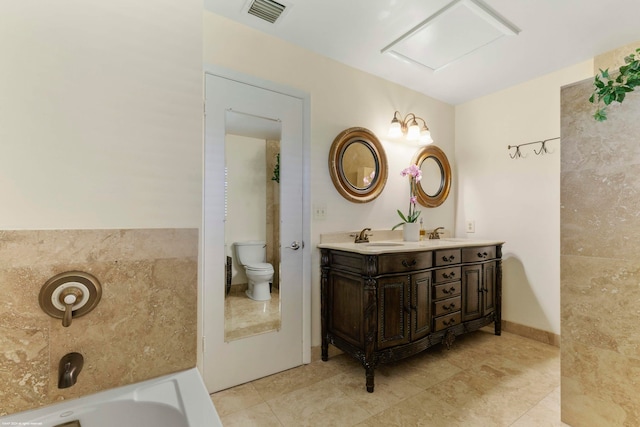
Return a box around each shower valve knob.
[39,271,102,328]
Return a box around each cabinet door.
[327,270,364,347]
[377,275,410,349]
[461,264,482,322]
[411,271,432,340]
[482,261,497,315]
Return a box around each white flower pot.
[403,222,420,242]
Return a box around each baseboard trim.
[501,320,560,347]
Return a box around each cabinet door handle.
[443,318,456,326]
[477,251,488,259]
[442,255,456,262]
[402,259,417,268]
[442,271,456,279]
[442,286,457,294]
[442,303,456,310]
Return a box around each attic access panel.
[382,0,520,71]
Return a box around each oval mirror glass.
[341,141,377,190]
[412,145,451,207]
[329,127,388,203]
[421,157,444,197]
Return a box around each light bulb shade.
[407,121,420,140]
[388,119,402,138]
[419,128,433,144]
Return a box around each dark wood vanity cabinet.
[460,246,498,323]
[320,243,502,392]
[377,270,432,349]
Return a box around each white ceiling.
[205,0,640,105]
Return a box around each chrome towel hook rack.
[508,137,560,159]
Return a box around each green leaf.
[396,209,408,223]
[592,49,639,121]
[594,109,607,121]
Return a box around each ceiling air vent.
[247,0,286,24]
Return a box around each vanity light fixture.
[388,111,433,145]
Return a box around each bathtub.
[0,368,222,427]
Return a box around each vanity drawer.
[462,246,496,263]
[433,266,461,283]
[433,312,461,332]
[435,249,461,266]
[432,281,461,300]
[378,251,432,273]
[433,296,461,317]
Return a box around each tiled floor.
[211,329,568,426]
[225,287,281,341]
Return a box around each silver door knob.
[286,241,303,250]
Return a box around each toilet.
[234,241,274,301]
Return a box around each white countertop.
[317,238,505,254]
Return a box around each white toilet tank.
[234,241,266,266]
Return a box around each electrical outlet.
[313,204,327,220]
[466,220,475,233]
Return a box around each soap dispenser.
[419,218,426,241]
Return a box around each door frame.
[198,64,311,389]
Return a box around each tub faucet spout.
[58,352,84,389]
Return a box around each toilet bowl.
[234,241,274,301]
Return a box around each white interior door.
[202,68,310,392]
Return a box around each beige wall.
[455,61,593,337]
[561,51,640,426]
[0,0,202,230]
[0,229,198,416]
[0,0,202,417]
[225,134,268,285]
[204,12,456,346]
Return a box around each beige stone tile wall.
[0,228,198,416]
[561,75,640,426]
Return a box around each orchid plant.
[392,164,422,230]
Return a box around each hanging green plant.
[590,47,640,121]
[271,153,280,183]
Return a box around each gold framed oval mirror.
[329,127,388,203]
[412,145,451,207]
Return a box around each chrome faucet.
[429,227,445,239]
[354,228,371,243]
[58,352,84,389]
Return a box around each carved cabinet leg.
[320,249,330,361]
[365,366,375,393]
[321,337,328,362]
[443,329,456,349]
[495,249,502,336]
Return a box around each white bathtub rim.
[0,367,221,426]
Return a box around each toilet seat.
[245,263,274,273]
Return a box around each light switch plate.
[313,204,327,220]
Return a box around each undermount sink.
[364,242,404,247]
